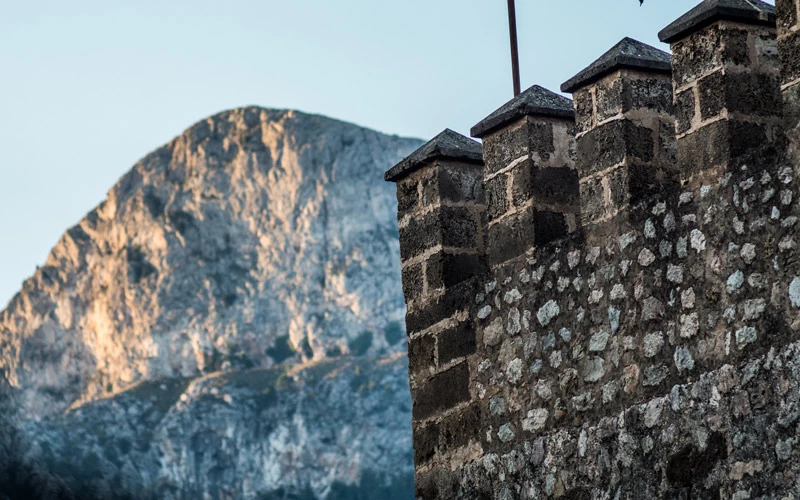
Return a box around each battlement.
[387,1,800,497]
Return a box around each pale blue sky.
[0,0,744,307]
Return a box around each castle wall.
[779,0,800,163]
[388,1,800,498]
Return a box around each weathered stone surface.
[413,362,470,420]
[472,85,574,138]
[659,0,776,44]
[1,107,423,498]
[487,205,536,267]
[561,37,672,93]
[385,128,482,182]
[388,2,800,497]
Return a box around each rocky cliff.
[0,107,422,498]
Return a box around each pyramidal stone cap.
[659,0,776,43]
[470,85,574,138]
[561,37,672,93]
[384,129,483,182]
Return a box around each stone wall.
[387,1,800,498]
[779,0,800,163]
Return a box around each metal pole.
[507,0,521,96]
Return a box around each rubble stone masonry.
[387,0,800,498]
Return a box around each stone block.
[531,165,581,207]
[481,119,531,174]
[533,210,569,245]
[540,166,581,207]
[528,120,557,157]
[721,28,752,67]
[401,261,424,301]
[413,421,439,466]
[440,206,480,249]
[487,205,536,267]
[755,29,781,70]
[580,176,607,224]
[579,120,655,176]
[577,120,627,175]
[677,120,731,175]
[485,174,508,221]
[395,177,419,216]
[412,362,471,420]
[415,469,460,500]
[628,163,664,205]
[671,28,723,86]
[438,163,485,204]
[405,280,476,333]
[426,251,487,290]
[658,120,678,170]
[726,72,783,116]
[420,167,440,207]
[622,77,674,115]
[675,89,695,135]
[596,77,623,122]
[438,321,476,364]
[779,29,800,84]
[408,333,436,375]
[607,166,633,211]
[728,121,770,161]
[574,88,594,134]
[624,121,657,163]
[399,211,440,261]
[439,403,481,451]
[510,160,534,207]
[414,471,438,499]
[698,70,725,120]
[785,77,800,128]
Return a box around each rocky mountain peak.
[1,107,422,417]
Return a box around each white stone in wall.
[537,300,560,326]
[690,229,707,253]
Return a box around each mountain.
[0,107,422,498]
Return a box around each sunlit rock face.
[0,108,421,498]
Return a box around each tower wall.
[386,1,800,497]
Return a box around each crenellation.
[387,1,800,497]
[563,39,678,239]
[662,4,784,187]
[473,86,580,268]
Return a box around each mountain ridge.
[0,106,421,498]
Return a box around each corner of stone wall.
[777,0,800,165]
[660,3,784,187]
[386,1,800,497]
[561,37,678,243]
[471,85,580,269]
[385,129,487,488]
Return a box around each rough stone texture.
[410,142,800,499]
[561,37,672,93]
[669,15,783,189]
[565,40,677,235]
[0,107,423,498]
[777,0,800,172]
[385,128,482,183]
[475,92,579,264]
[389,3,800,498]
[472,85,575,138]
[659,0,776,44]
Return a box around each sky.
[0,0,762,308]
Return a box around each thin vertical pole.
[507,0,521,96]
